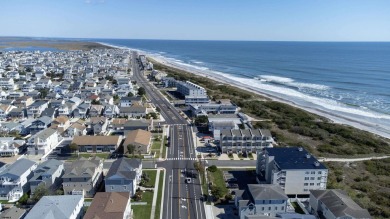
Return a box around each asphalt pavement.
[132,52,206,219]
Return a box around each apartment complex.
[176,81,209,105]
[257,147,328,196]
[220,129,273,153]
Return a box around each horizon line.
[1,35,390,43]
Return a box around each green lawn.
[142,170,157,188]
[208,168,228,199]
[155,171,164,219]
[152,137,162,150]
[132,190,154,219]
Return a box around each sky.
[0,0,389,41]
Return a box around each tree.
[69,143,78,153]
[211,185,224,200]
[38,88,49,99]
[195,115,208,127]
[31,184,49,203]
[18,193,29,205]
[156,107,161,112]
[138,87,146,96]
[127,144,136,156]
[127,92,134,97]
[207,165,218,172]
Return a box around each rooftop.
[265,147,326,170]
[84,192,130,219]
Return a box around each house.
[62,157,103,197]
[0,137,26,157]
[27,100,49,118]
[123,129,152,154]
[120,96,142,107]
[72,103,90,118]
[109,118,128,131]
[51,116,70,133]
[29,116,52,135]
[21,83,35,93]
[65,121,87,138]
[0,78,15,90]
[0,158,37,202]
[89,104,104,117]
[119,106,147,118]
[27,128,59,155]
[220,129,273,153]
[8,108,26,119]
[72,136,122,153]
[103,105,119,118]
[58,103,72,117]
[24,195,84,219]
[29,159,64,194]
[309,189,371,219]
[0,104,16,119]
[40,107,58,119]
[87,116,108,135]
[235,184,289,218]
[256,147,328,196]
[50,99,65,108]
[105,158,142,196]
[13,96,34,108]
[84,192,131,219]
[0,207,27,219]
[123,119,152,135]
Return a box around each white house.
[0,78,16,90]
[27,128,60,156]
[0,137,25,157]
[0,158,37,202]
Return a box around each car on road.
[185,178,192,184]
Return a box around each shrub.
[208,165,218,172]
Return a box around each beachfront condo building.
[220,129,273,153]
[176,80,209,105]
[257,147,328,196]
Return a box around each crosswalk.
[166,157,198,161]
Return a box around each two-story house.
[72,103,90,119]
[235,184,289,218]
[87,117,108,135]
[62,157,103,198]
[0,158,37,202]
[119,96,142,107]
[89,105,104,117]
[84,192,131,219]
[65,121,87,138]
[105,158,142,196]
[29,116,52,135]
[27,100,49,118]
[50,116,70,133]
[29,159,64,194]
[119,106,147,118]
[0,104,16,120]
[220,129,273,154]
[103,105,119,118]
[72,136,122,153]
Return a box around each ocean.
[95,39,390,136]
[2,38,390,136]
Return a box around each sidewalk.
[150,169,161,219]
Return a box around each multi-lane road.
[131,52,206,219]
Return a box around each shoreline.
[98,41,390,139]
[149,55,390,139]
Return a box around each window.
[317,183,321,186]
[304,189,308,191]
[123,186,127,190]
[304,183,308,186]
[111,186,114,190]
[268,207,271,210]
[310,183,314,186]
[311,171,315,174]
[317,177,321,180]
[304,177,309,180]
[275,206,278,210]
[318,171,322,174]
[262,207,264,211]
[310,177,315,180]
[281,206,284,211]
[305,171,310,174]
